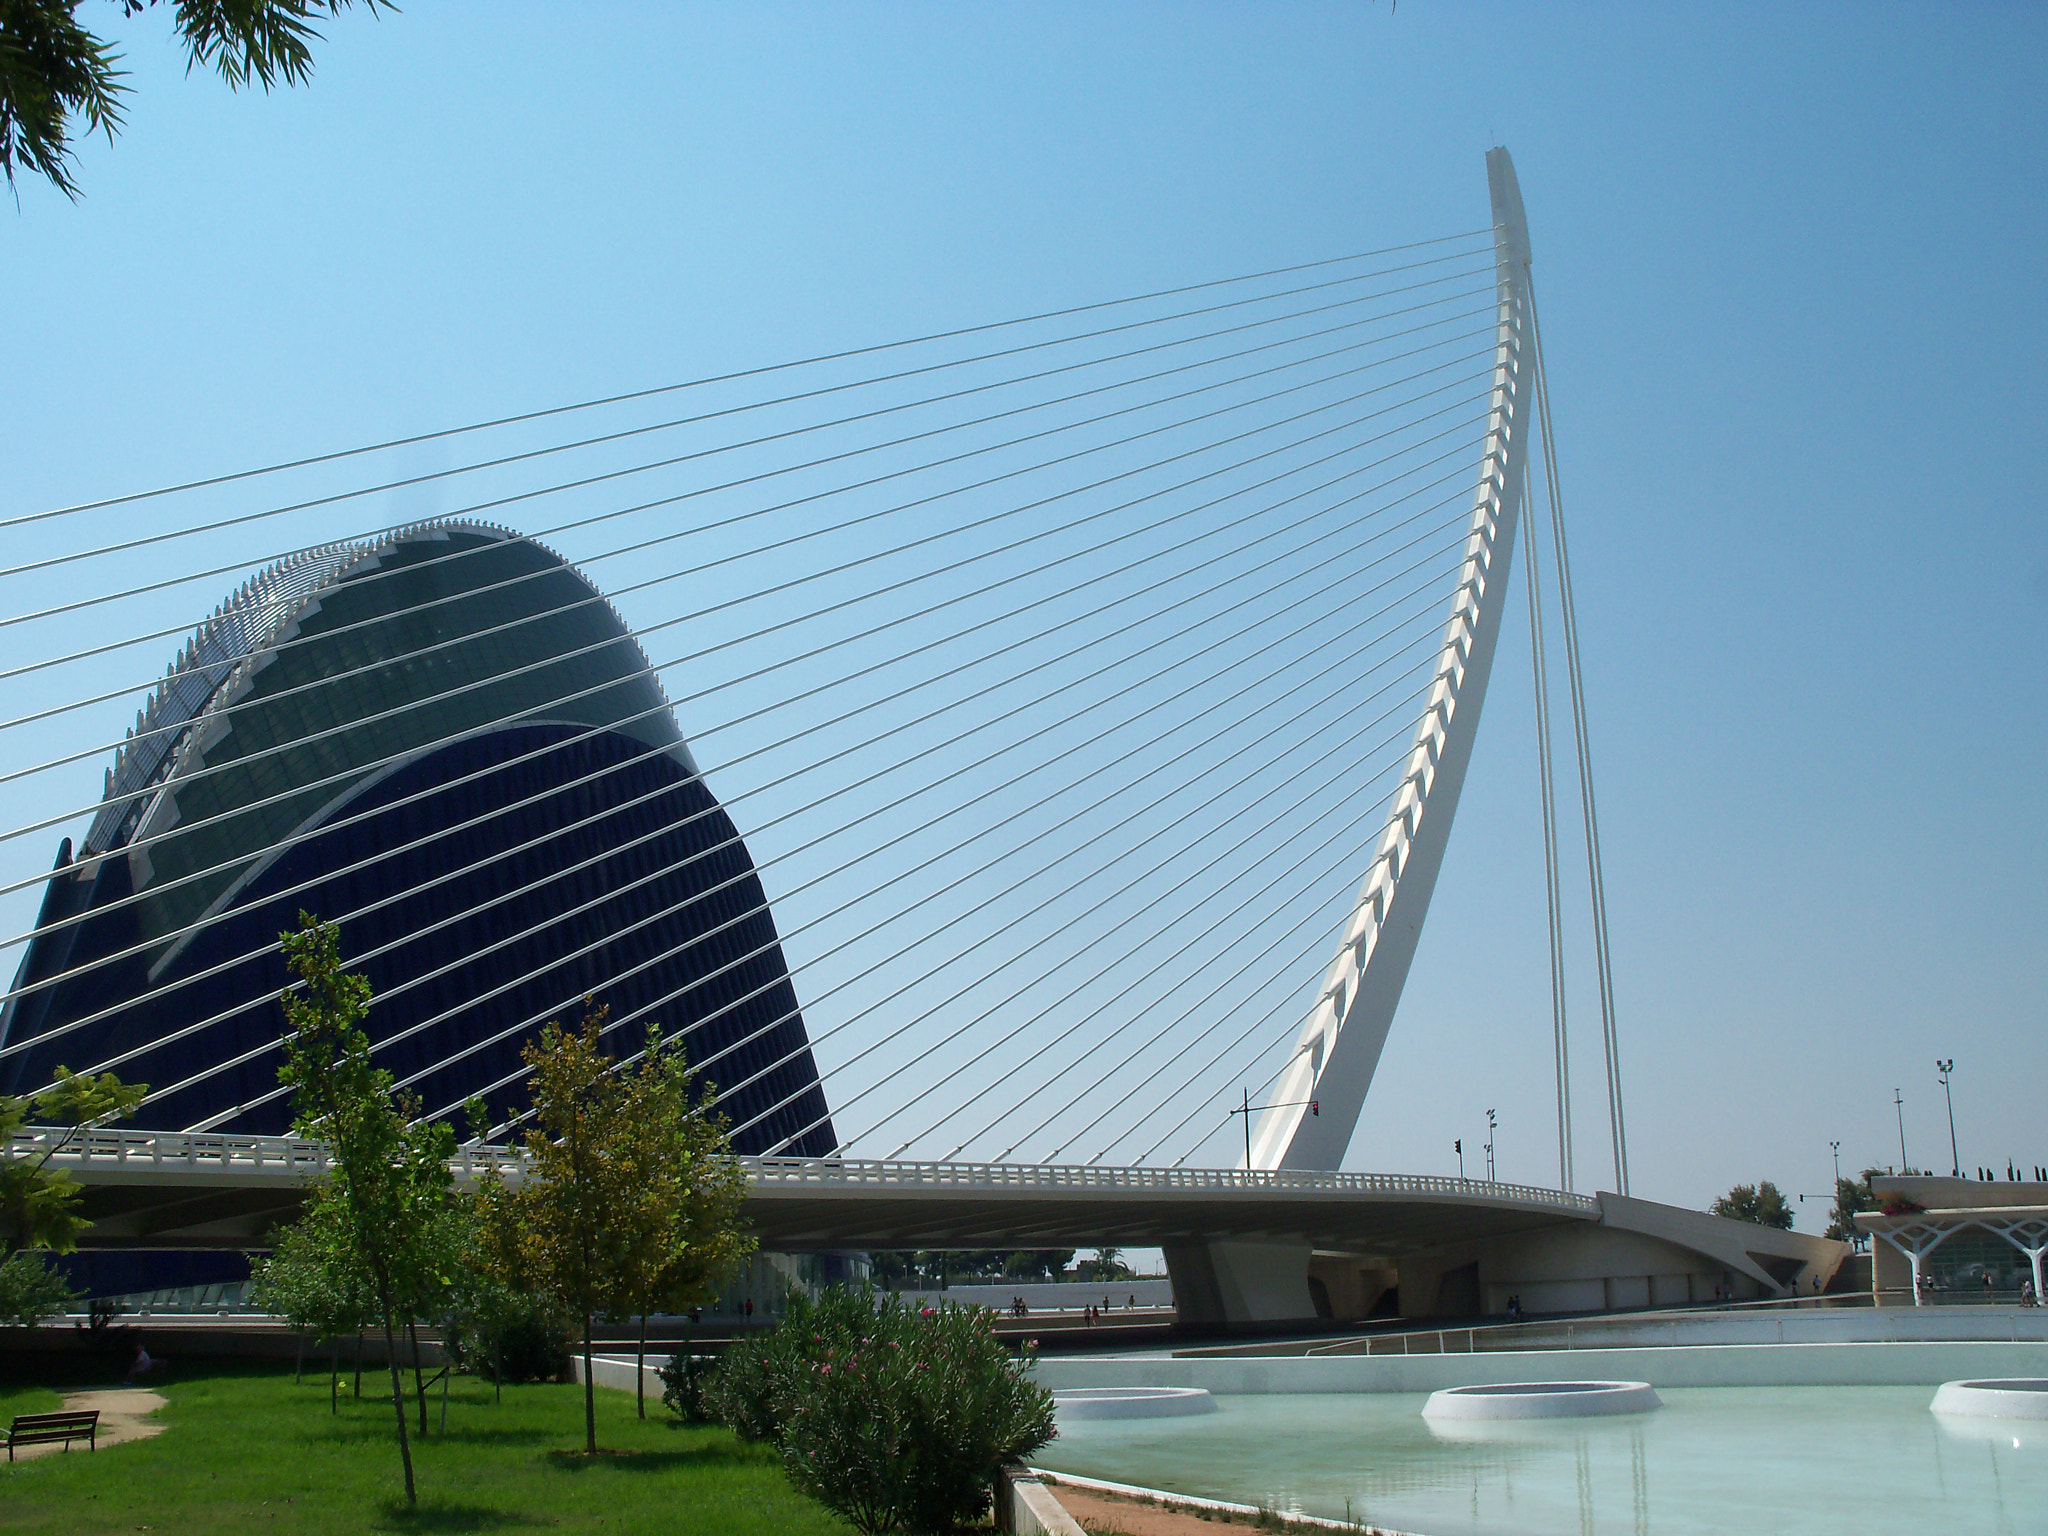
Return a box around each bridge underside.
[45,1153,1844,1330]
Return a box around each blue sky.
[3,3,2044,1228]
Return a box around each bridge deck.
[9,1128,1598,1254]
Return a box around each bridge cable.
[1526,274,1628,1195]
[47,475,1475,1122]
[0,343,1493,840]
[154,527,1469,1138]
[1523,454,1574,1192]
[0,256,1493,602]
[1,298,1496,735]
[3,230,1491,532]
[0,411,1482,1056]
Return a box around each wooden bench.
[4,1409,99,1460]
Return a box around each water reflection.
[1036,1387,2048,1535]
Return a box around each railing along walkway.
[5,1127,1599,1214]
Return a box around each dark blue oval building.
[0,521,837,1154]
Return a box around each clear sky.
[4,3,2043,1230]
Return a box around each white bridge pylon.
[1248,148,1534,1171]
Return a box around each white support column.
[1981,1216,2048,1302]
[1870,1218,1964,1307]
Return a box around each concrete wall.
[994,1468,1087,1536]
[1874,1175,2048,1209]
[1033,1338,2048,1394]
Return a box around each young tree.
[0,0,392,196]
[248,1202,372,1407]
[481,1009,756,1449]
[0,1064,146,1324]
[614,1033,753,1418]
[1710,1180,1795,1231]
[276,914,456,1506]
[479,1008,638,1453]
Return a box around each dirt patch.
[8,1388,166,1462]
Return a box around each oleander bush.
[710,1287,1056,1534]
[706,1285,877,1443]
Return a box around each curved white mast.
[1248,147,1534,1171]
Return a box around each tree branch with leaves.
[0,0,392,197]
[0,1062,146,1325]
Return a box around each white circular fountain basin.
[1421,1381,1663,1421]
[1054,1386,1218,1421]
[1930,1379,2048,1420]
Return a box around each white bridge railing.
[746,1155,1599,1212]
[5,1127,1600,1214]
[3,1125,521,1182]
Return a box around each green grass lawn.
[0,1364,857,1534]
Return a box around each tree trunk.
[636,1313,647,1419]
[330,1341,339,1415]
[409,1321,427,1434]
[582,1309,597,1454]
[354,1329,364,1397]
[294,1333,304,1385]
[380,1308,417,1505]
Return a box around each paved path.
[9,1388,165,1462]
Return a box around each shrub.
[444,1276,573,1385]
[708,1284,877,1443]
[0,1251,78,1327]
[713,1287,1055,1535]
[657,1350,720,1423]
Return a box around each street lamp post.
[1894,1089,1908,1173]
[1485,1109,1497,1184]
[1455,1139,1464,1180]
[1830,1140,1841,1187]
[1937,1059,1958,1178]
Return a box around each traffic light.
[1310,1101,1319,1116]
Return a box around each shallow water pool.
[1034,1386,2048,1535]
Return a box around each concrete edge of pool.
[1930,1378,2048,1420]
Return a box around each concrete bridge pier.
[1162,1239,1318,1330]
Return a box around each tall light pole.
[1936,1059,1958,1177]
[1830,1140,1841,1187]
[1894,1089,1908,1173]
[1455,1139,1464,1180]
[1485,1108,1498,1184]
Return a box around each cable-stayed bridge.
[0,151,1843,1324]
